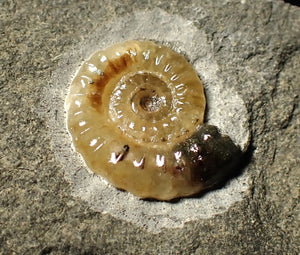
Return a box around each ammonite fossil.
[66,40,241,201]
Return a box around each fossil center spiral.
[109,72,176,145]
[130,73,172,120]
[136,90,162,113]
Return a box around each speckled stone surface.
[0,0,299,254]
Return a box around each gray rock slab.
[0,0,299,254]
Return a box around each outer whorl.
[66,40,241,201]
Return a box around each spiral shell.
[66,40,241,200]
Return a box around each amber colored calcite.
[66,40,240,200]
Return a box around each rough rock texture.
[0,0,299,254]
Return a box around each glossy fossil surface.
[66,40,241,200]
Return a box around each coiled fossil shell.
[66,40,241,201]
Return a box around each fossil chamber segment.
[66,40,240,201]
